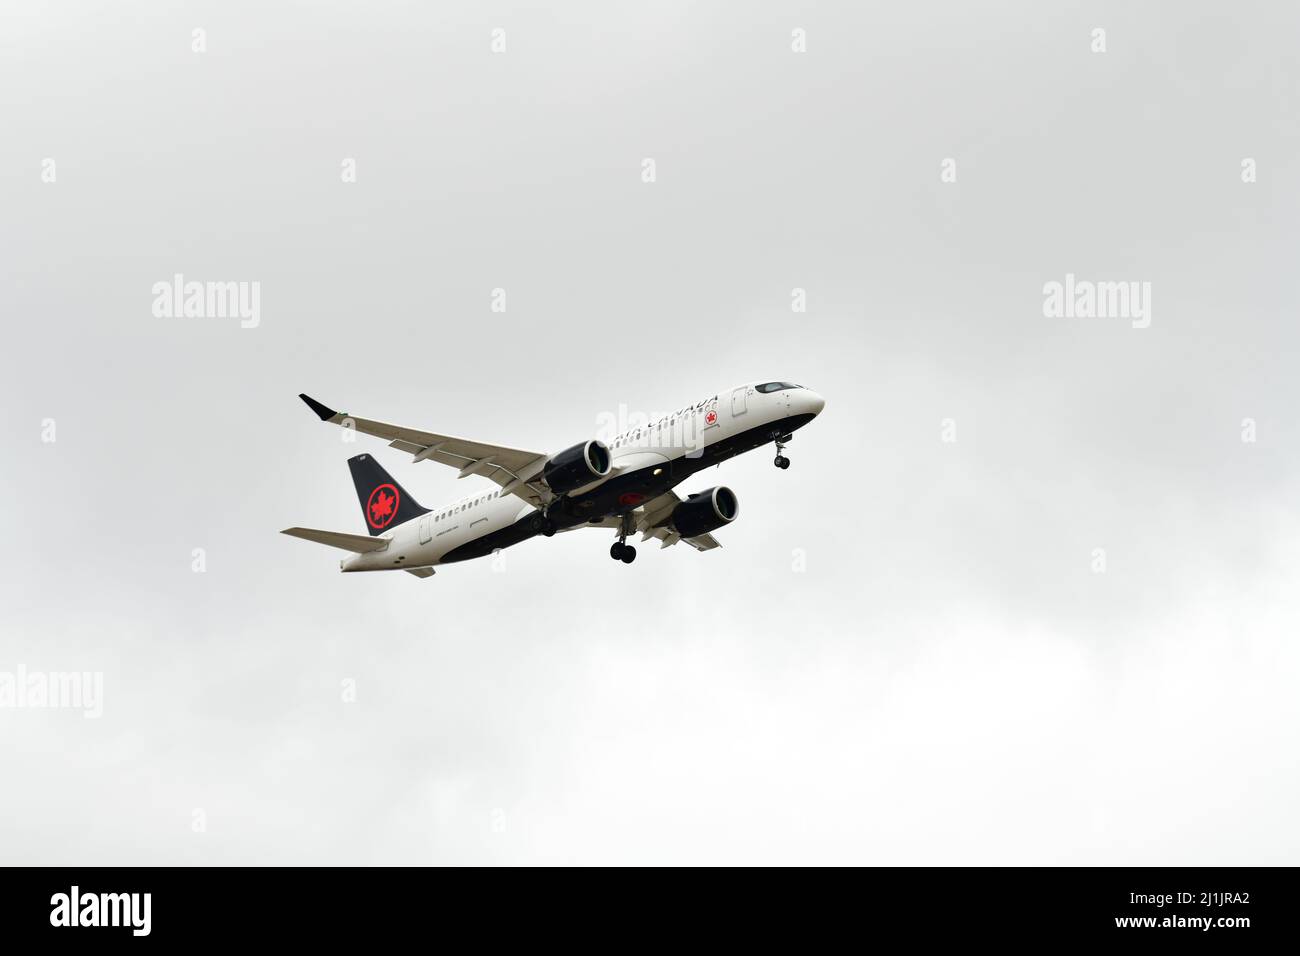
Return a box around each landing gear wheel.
[774,455,790,469]
[611,514,637,564]
[532,512,558,536]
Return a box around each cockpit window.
[756,382,802,393]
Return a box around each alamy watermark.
[50,886,150,936]
[595,397,720,458]
[151,274,260,328]
[0,665,103,718]
[1043,273,1151,329]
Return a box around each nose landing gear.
[773,432,793,469]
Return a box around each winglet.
[299,393,338,421]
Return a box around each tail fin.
[348,453,430,535]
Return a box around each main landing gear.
[610,514,637,564]
[773,432,793,470]
[530,510,557,537]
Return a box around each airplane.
[282,381,825,578]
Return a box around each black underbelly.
[439,513,541,564]
[441,412,815,562]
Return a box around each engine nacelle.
[542,440,612,495]
[671,486,739,538]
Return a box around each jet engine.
[671,486,739,538]
[542,440,612,495]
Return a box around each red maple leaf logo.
[365,483,401,528]
[705,410,717,425]
[370,490,394,523]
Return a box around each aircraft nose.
[804,390,826,416]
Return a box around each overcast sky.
[2,1,1298,864]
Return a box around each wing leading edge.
[298,394,553,507]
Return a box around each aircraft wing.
[587,490,721,552]
[638,490,722,551]
[299,394,553,508]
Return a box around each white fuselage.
[341,382,824,572]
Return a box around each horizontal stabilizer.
[281,527,389,553]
